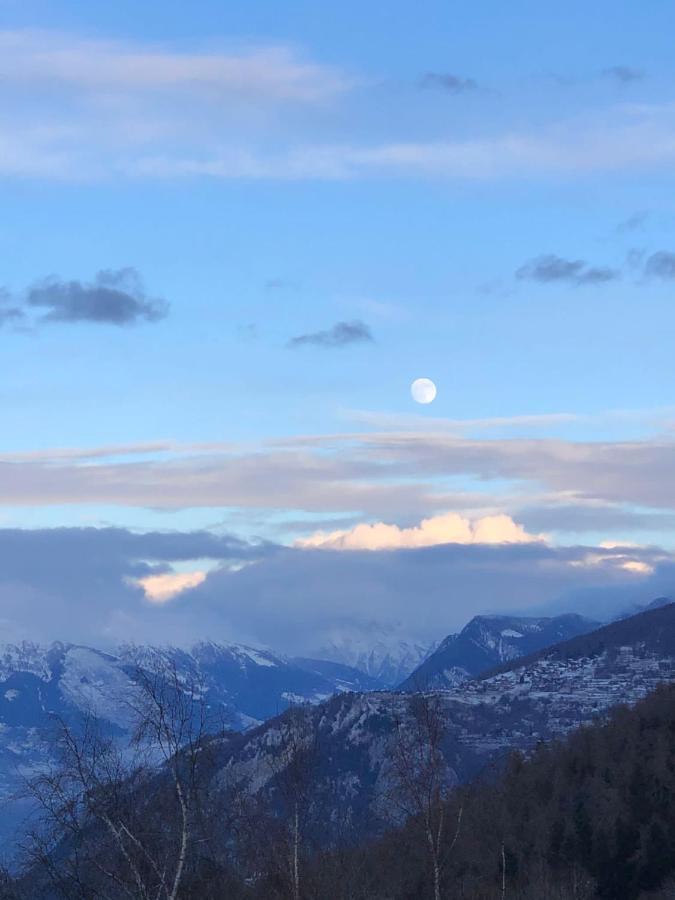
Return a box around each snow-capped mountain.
[399,612,599,690]
[118,641,349,726]
[202,603,675,837]
[313,626,435,686]
[0,638,378,849]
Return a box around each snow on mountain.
[60,646,141,729]
[312,625,435,686]
[205,603,675,837]
[290,657,385,692]
[399,612,599,690]
[0,638,381,850]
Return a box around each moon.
[411,377,437,405]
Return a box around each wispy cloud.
[616,210,649,233]
[345,409,580,434]
[0,31,349,102]
[5,422,675,533]
[287,320,374,348]
[0,31,675,183]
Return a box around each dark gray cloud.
[0,525,669,652]
[516,254,619,285]
[0,526,278,646]
[643,251,675,280]
[27,267,168,325]
[419,72,478,93]
[170,540,675,652]
[288,320,374,348]
[603,65,645,84]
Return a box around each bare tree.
[23,655,213,900]
[24,711,156,899]
[258,704,319,900]
[130,657,210,900]
[385,693,461,900]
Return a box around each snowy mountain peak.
[313,628,435,686]
[400,612,599,690]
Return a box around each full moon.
[411,377,437,405]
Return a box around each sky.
[2,1,675,652]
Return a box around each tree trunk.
[501,841,506,900]
[293,801,300,900]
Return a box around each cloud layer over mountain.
[0,525,669,655]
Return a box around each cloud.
[517,502,675,535]
[138,570,207,602]
[164,540,675,653]
[0,307,25,327]
[603,65,645,84]
[0,526,276,645]
[125,118,675,181]
[0,289,25,327]
[616,211,649,233]
[0,31,349,102]
[287,320,374,348]
[7,425,675,536]
[0,32,674,184]
[26,267,168,325]
[419,73,478,93]
[345,409,580,434]
[516,254,619,285]
[296,511,542,550]
[643,251,675,280]
[0,525,668,652]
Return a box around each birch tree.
[263,705,319,900]
[24,656,211,900]
[387,693,461,900]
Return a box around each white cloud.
[137,570,207,602]
[1,32,675,182]
[5,426,675,539]
[112,119,675,181]
[295,511,542,550]
[0,31,348,102]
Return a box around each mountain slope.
[399,612,599,690]
[206,603,675,838]
[0,639,376,849]
[297,682,675,900]
[482,600,675,678]
[290,657,385,691]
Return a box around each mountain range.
[0,600,672,852]
[198,601,675,838]
[0,639,381,848]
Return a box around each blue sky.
[1,2,675,648]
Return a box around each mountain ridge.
[399,611,600,690]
